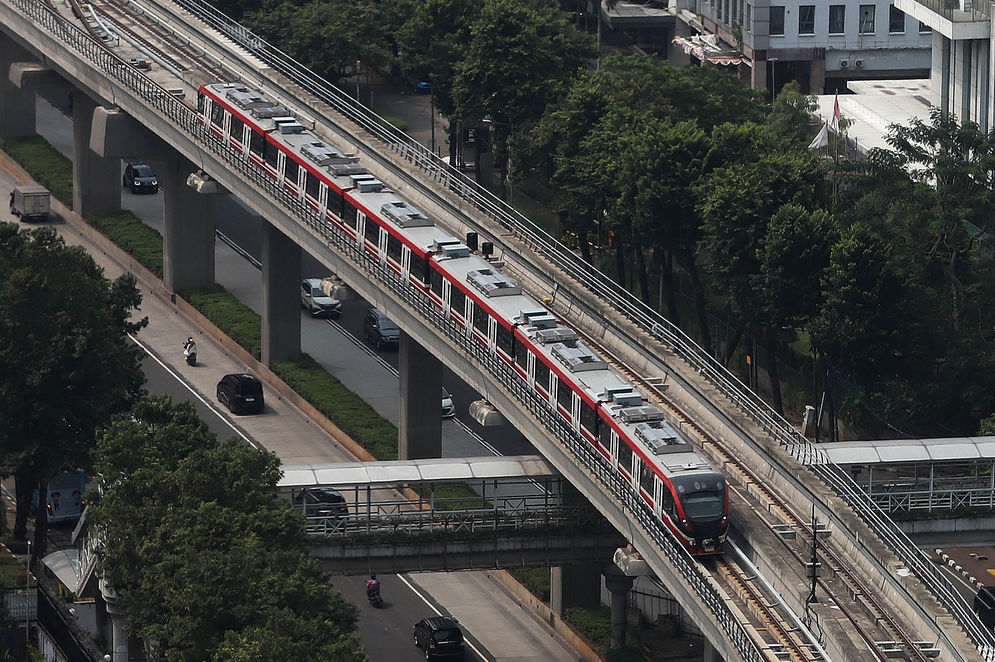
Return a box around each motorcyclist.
[365,574,381,599]
[183,336,197,364]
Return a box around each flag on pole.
[830,92,840,132]
[808,121,829,150]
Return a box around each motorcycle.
[183,339,198,366]
[366,583,383,608]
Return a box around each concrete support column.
[941,35,951,116]
[99,579,129,662]
[162,157,217,293]
[704,638,723,662]
[550,562,602,617]
[808,57,826,95]
[72,94,121,217]
[398,332,442,459]
[0,38,35,138]
[604,567,634,650]
[261,221,301,364]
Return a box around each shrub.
[508,566,550,603]
[0,136,73,203]
[88,210,163,277]
[179,284,261,359]
[379,114,409,132]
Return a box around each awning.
[672,35,743,66]
[42,549,82,594]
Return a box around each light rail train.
[197,82,729,554]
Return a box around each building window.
[798,5,815,34]
[725,0,731,24]
[859,4,875,33]
[919,20,931,32]
[889,4,905,32]
[829,5,845,34]
[746,3,752,29]
[770,6,785,35]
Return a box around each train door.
[653,475,664,518]
[277,152,286,184]
[318,183,328,217]
[401,247,411,280]
[222,111,231,146]
[526,351,536,388]
[609,430,619,466]
[297,165,307,200]
[463,298,473,336]
[487,317,497,353]
[442,280,452,315]
[570,393,581,433]
[378,229,389,265]
[355,213,366,250]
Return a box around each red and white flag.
[830,92,840,132]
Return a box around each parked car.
[300,278,342,317]
[216,373,264,415]
[123,162,159,193]
[413,616,465,660]
[441,387,455,418]
[293,488,348,517]
[363,307,400,349]
[975,586,995,629]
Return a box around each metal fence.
[5,0,994,655]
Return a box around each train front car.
[671,473,728,554]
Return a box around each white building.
[894,0,992,127]
[666,0,933,94]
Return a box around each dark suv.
[123,162,159,193]
[363,307,400,349]
[292,488,348,517]
[413,616,465,660]
[216,373,264,415]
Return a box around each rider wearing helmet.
[366,574,380,598]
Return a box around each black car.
[216,373,264,415]
[363,307,400,349]
[292,488,348,517]
[123,162,159,193]
[413,616,465,660]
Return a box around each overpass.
[279,455,625,574]
[0,1,989,660]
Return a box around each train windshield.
[681,492,724,519]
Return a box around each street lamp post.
[768,57,779,103]
[25,539,31,646]
[355,60,361,103]
[482,118,514,203]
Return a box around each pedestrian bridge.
[280,456,624,574]
[812,437,995,514]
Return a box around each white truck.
[10,184,50,222]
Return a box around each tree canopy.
[0,223,146,540]
[90,396,366,662]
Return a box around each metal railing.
[5,0,993,655]
[157,3,995,653]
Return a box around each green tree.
[767,80,819,148]
[91,396,365,662]
[0,223,146,543]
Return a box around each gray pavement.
[10,94,586,662]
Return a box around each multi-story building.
[668,0,933,94]
[893,0,992,127]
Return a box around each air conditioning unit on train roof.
[466,269,522,297]
[329,162,366,177]
[433,237,462,252]
[381,201,433,228]
[355,179,383,193]
[600,385,633,401]
[612,391,644,407]
[517,309,549,325]
[551,341,606,372]
[226,86,276,109]
[618,404,665,424]
[635,421,689,455]
[274,118,305,134]
[535,326,578,344]
[301,141,349,166]
[251,105,289,119]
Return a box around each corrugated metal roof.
[812,437,995,465]
[278,455,556,488]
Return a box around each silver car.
[300,279,342,317]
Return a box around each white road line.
[396,573,488,661]
[128,333,257,448]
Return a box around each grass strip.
[179,284,262,360]
[0,135,73,203]
[89,209,163,277]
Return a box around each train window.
[580,401,597,433]
[328,190,344,217]
[681,492,724,518]
[598,419,612,451]
[264,142,279,169]
[249,130,265,157]
[430,266,444,296]
[305,172,320,199]
[229,116,244,140]
[496,324,515,357]
[284,156,298,184]
[386,234,402,261]
[662,483,674,514]
[473,303,489,334]
[210,103,224,127]
[516,345,529,372]
[411,254,430,285]
[618,442,633,474]
[535,360,550,393]
[342,201,358,228]
[197,91,206,114]
[557,376,572,410]
[451,287,466,317]
[639,461,655,495]
[364,218,380,244]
